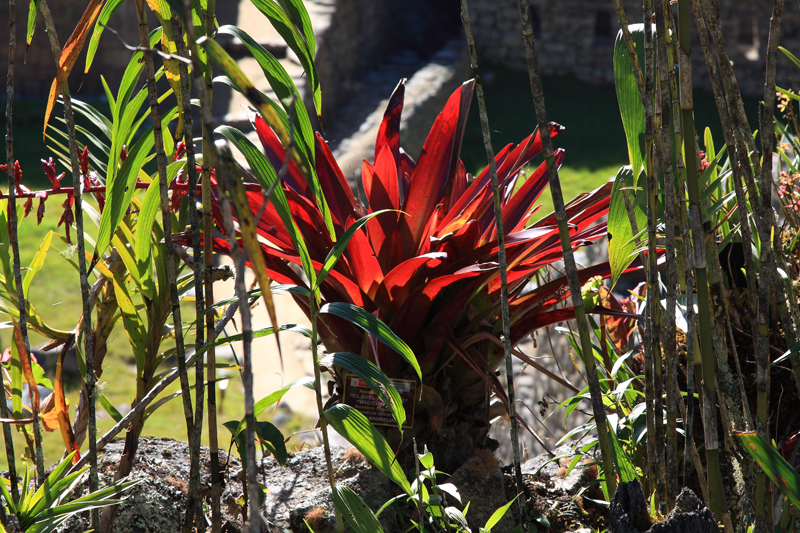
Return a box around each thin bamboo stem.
[461,1,530,527]
[754,1,783,529]
[655,0,677,507]
[517,0,617,498]
[122,2,195,531]
[643,0,660,503]
[202,2,220,529]
[2,0,19,503]
[177,0,222,527]
[215,148,261,531]
[679,0,730,522]
[4,0,44,484]
[171,14,205,531]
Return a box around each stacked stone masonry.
[469,0,800,97]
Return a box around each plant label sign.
[342,374,416,428]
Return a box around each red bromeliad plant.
[191,80,633,465]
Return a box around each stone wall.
[469,0,800,97]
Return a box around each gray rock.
[609,480,652,533]
[520,440,598,495]
[259,445,397,533]
[448,450,515,533]
[609,481,717,533]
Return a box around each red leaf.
[375,80,404,164]
[251,112,310,198]
[498,149,566,237]
[54,335,80,463]
[314,132,358,227]
[399,80,474,258]
[379,252,446,313]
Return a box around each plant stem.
[754,1,783,529]
[517,0,617,498]
[176,0,222,526]
[34,1,99,501]
[172,14,205,531]
[678,1,731,523]
[125,2,195,530]
[215,147,262,531]
[310,297,344,533]
[460,1,530,527]
[655,0,678,507]
[202,2,221,529]
[2,0,19,503]
[4,0,46,487]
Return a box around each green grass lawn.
[0,202,316,473]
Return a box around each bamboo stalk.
[655,0,677,506]
[754,1,783,528]
[642,0,661,504]
[33,2,100,513]
[461,1,530,527]
[3,0,45,485]
[171,14,205,531]
[106,1,195,530]
[38,0,108,498]
[677,0,730,522]
[202,2,220,529]
[178,0,222,528]
[2,0,19,503]
[215,147,261,531]
[517,0,617,498]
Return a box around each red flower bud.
[80,146,89,176]
[23,197,32,219]
[58,196,74,244]
[13,161,22,191]
[41,158,61,190]
[36,192,47,225]
[174,141,186,162]
[120,145,128,162]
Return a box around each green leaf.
[315,210,394,291]
[26,0,41,46]
[195,323,311,361]
[84,0,127,74]
[607,166,646,288]
[483,494,519,532]
[321,352,405,432]
[98,393,123,423]
[217,25,314,164]
[215,124,316,287]
[253,376,316,419]
[200,36,335,240]
[249,0,321,119]
[737,431,800,511]
[323,404,410,494]
[607,419,637,484]
[614,25,646,179]
[319,302,421,381]
[95,107,177,263]
[22,230,53,299]
[331,486,385,533]
[255,420,287,466]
